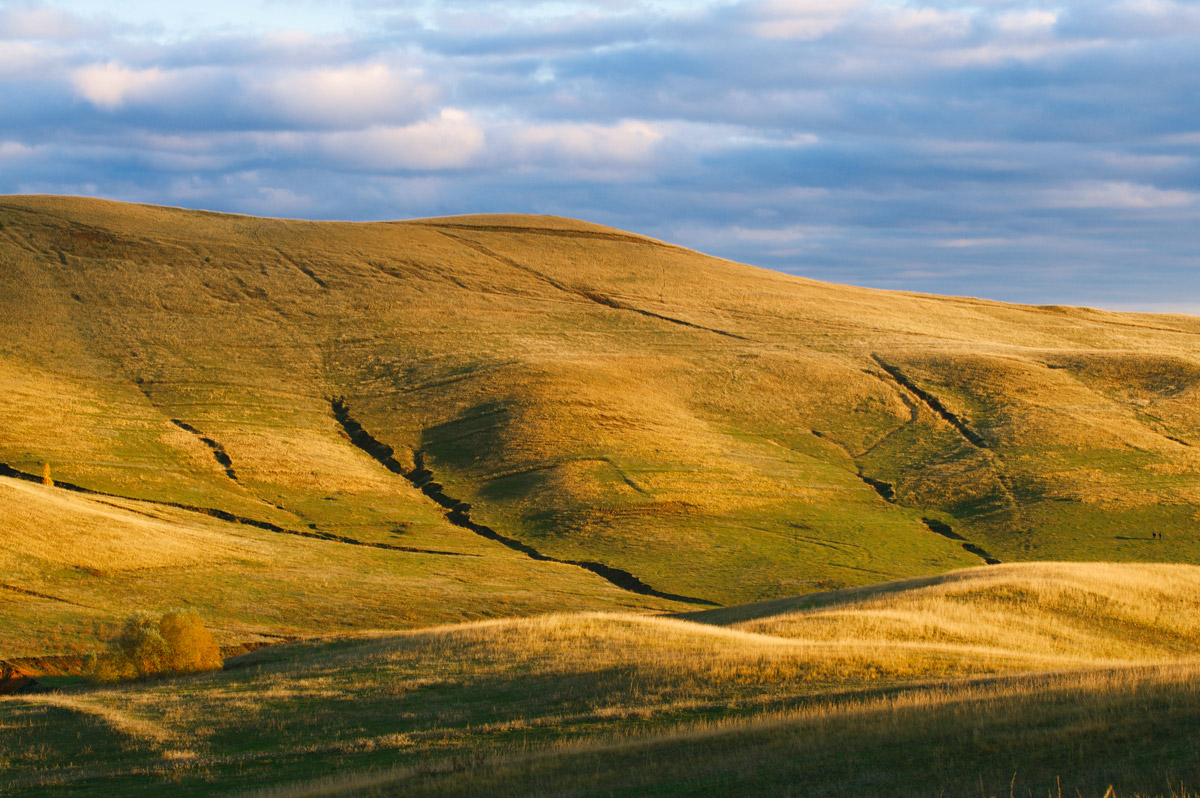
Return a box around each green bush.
[87,610,222,682]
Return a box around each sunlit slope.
[5,563,1200,796]
[684,561,1200,661]
[0,474,672,659]
[2,195,1200,615]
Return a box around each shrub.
[159,611,223,673]
[87,610,222,682]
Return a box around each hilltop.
[2,195,1200,656]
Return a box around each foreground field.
[4,563,1199,796]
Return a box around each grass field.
[3,563,1199,796]
[2,196,1199,794]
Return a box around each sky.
[2,0,1199,312]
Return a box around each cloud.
[248,62,441,128]
[935,237,1009,249]
[503,119,664,168]
[1042,181,1197,209]
[0,40,60,79]
[865,6,972,43]
[742,0,863,40]
[320,109,486,170]
[0,141,41,158]
[71,62,165,109]
[0,6,102,40]
[994,10,1059,36]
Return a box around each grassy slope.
[0,476,672,658]
[3,195,1200,654]
[3,563,1199,796]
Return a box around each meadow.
[2,196,1200,794]
[4,563,1200,796]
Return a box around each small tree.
[87,610,222,682]
[159,611,222,673]
[42,462,52,487]
[115,611,171,678]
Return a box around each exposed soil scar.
[871,355,987,448]
[0,582,91,608]
[331,397,719,606]
[858,474,895,503]
[810,430,895,503]
[273,246,327,288]
[921,518,1001,565]
[171,419,237,480]
[0,462,472,557]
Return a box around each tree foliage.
[88,610,222,682]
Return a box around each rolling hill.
[2,194,1200,659]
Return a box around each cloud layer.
[2,0,1199,310]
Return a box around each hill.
[3,195,1200,655]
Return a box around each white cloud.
[1042,181,1197,209]
[1100,152,1191,170]
[1124,0,1180,17]
[0,41,60,79]
[0,7,98,40]
[745,0,863,40]
[1161,131,1200,145]
[247,186,314,216]
[0,141,41,159]
[935,38,1104,67]
[71,62,164,110]
[935,237,1008,248]
[321,109,485,170]
[666,121,820,152]
[505,119,664,167]
[994,10,1059,35]
[729,224,813,244]
[874,6,971,41]
[250,63,440,127]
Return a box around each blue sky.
[2,0,1199,311]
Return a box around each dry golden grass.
[0,471,679,659]
[695,562,1200,662]
[5,562,1197,797]
[0,478,264,571]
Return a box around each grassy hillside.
[3,195,1200,655]
[4,563,1199,796]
